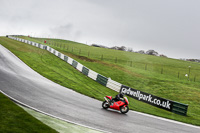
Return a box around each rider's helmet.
[119,93,124,98]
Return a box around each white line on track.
[130,110,200,129]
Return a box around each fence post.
[79,49,81,55]
[101,54,103,60]
[178,72,180,79]
[161,67,163,74]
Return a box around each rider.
[110,93,124,105]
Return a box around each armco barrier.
[47,46,51,51]
[76,63,83,72]
[60,53,65,60]
[172,101,188,116]
[67,57,73,65]
[50,48,55,54]
[106,78,121,92]
[88,69,98,80]
[58,52,61,58]
[82,66,89,76]
[38,43,41,48]
[72,60,78,68]
[7,35,189,115]
[55,50,59,57]
[64,55,68,62]
[120,85,188,115]
[120,85,173,111]
[96,74,108,86]
[43,46,47,50]
[40,44,45,49]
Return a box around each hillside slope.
[1,36,200,126]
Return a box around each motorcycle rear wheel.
[120,106,129,114]
[102,101,109,109]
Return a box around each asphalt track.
[0,44,199,133]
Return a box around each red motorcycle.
[102,96,129,114]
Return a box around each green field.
[0,36,200,126]
[27,36,200,83]
[0,92,57,133]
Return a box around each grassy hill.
[0,36,200,126]
[29,36,200,80]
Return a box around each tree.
[146,50,159,56]
[118,46,127,51]
[110,46,119,50]
[137,50,145,54]
[160,54,168,58]
[127,47,133,52]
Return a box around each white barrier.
[39,44,43,49]
[36,43,39,47]
[40,44,45,49]
[32,42,35,46]
[76,63,83,72]
[88,69,98,80]
[54,50,59,56]
[106,78,121,92]
[46,46,51,51]
[60,53,65,60]
[50,48,55,54]
[67,57,73,65]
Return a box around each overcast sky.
[0,0,200,59]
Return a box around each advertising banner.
[120,85,173,111]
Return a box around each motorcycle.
[102,96,129,114]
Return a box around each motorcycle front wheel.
[120,106,129,114]
[102,101,109,109]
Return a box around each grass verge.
[0,92,57,133]
[20,105,102,133]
